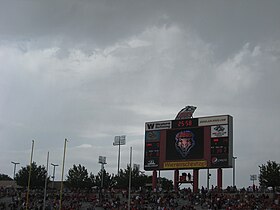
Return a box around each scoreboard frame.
[144,115,233,171]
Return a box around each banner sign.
[198,115,228,126]
[163,160,207,169]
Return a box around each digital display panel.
[172,118,198,129]
[211,138,229,155]
[144,139,160,170]
[145,142,160,157]
[166,128,204,160]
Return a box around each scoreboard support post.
[174,169,179,192]
[152,170,157,190]
[217,168,223,191]
[193,169,199,193]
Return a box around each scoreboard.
[144,115,233,171]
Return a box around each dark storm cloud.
[0,0,158,48]
[1,0,279,55]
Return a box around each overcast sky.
[1,0,280,189]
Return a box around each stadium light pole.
[43,151,49,210]
[113,135,126,176]
[51,163,59,189]
[98,156,107,188]
[233,156,237,187]
[128,147,132,210]
[59,139,68,210]
[98,156,107,201]
[26,140,35,210]
[11,161,20,180]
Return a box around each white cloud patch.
[76,144,92,148]
[216,43,262,92]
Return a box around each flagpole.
[26,140,35,210]
[59,139,68,210]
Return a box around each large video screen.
[166,128,204,160]
[144,115,233,171]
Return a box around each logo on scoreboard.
[145,120,171,131]
[175,106,197,119]
[144,158,159,168]
[145,131,160,142]
[211,156,228,167]
[175,130,196,158]
[211,125,228,137]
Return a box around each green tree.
[259,160,280,192]
[15,162,49,188]
[115,165,149,190]
[143,176,173,191]
[0,174,13,181]
[66,164,91,190]
[89,173,96,188]
[158,177,173,191]
[115,166,131,189]
[94,169,116,189]
[130,166,149,190]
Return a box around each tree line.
[1,160,280,192]
[0,162,173,191]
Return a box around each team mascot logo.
[175,130,195,158]
[175,105,197,119]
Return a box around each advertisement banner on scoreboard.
[198,115,228,126]
[144,157,159,169]
[163,160,207,169]
[211,125,228,137]
[145,120,172,131]
[210,155,229,167]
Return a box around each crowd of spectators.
[1,185,279,209]
[179,187,279,209]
